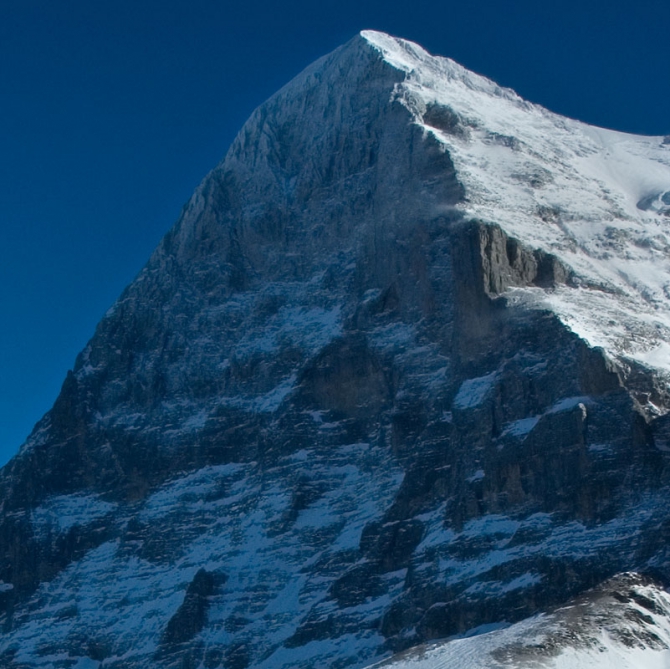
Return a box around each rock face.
[1,30,670,669]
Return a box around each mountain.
[1,30,670,669]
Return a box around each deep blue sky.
[1,0,668,466]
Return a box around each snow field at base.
[365,581,670,669]
[361,31,670,377]
[368,631,670,669]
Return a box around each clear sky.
[1,0,668,466]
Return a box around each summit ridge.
[365,30,670,379]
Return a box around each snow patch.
[360,31,670,375]
[234,305,342,360]
[501,416,540,438]
[31,494,116,538]
[453,373,497,409]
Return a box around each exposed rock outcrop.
[162,569,218,646]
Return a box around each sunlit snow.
[363,30,670,378]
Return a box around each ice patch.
[501,416,539,438]
[218,374,297,413]
[500,396,591,440]
[502,572,542,592]
[73,659,100,669]
[465,572,541,596]
[453,373,497,409]
[415,504,455,552]
[182,408,209,430]
[589,443,613,453]
[549,396,591,413]
[460,514,521,539]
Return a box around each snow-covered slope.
[366,573,670,669]
[1,30,670,669]
[362,31,670,377]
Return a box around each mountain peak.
[359,29,523,100]
[2,32,670,669]
[351,31,670,378]
[181,29,670,378]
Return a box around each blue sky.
[1,0,668,465]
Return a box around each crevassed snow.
[362,30,670,378]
